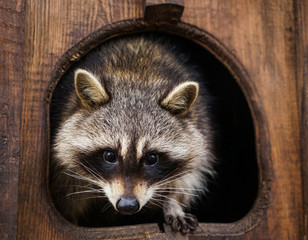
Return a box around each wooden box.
[1,0,307,239]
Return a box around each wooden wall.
[300,0,308,238]
[0,1,25,239]
[0,0,307,239]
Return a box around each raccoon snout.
[116,196,140,215]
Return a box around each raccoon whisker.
[64,170,96,183]
[147,203,162,210]
[78,161,100,177]
[155,175,185,188]
[149,198,168,208]
[155,170,192,187]
[156,168,188,185]
[151,196,187,210]
[66,167,103,183]
[152,193,187,208]
[65,190,104,198]
[100,202,112,213]
[148,199,164,209]
[64,170,102,187]
[139,207,151,215]
[78,161,107,184]
[154,190,199,197]
[75,195,107,201]
[155,187,204,192]
[151,197,166,206]
[63,184,99,191]
[63,171,94,184]
[159,169,193,183]
[158,168,181,180]
[68,186,103,193]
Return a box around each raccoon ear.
[74,69,110,108]
[161,81,199,115]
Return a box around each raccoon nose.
[116,196,140,215]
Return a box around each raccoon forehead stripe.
[136,136,148,160]
[120,135,130,159]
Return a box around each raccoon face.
[54,69,203,215]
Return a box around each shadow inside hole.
[188,43,258,223]
[49,32,258,226]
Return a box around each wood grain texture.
[298,0,308,238]
[0,0,303,239]
[0,0,25,239]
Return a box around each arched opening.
[49,31,258,228]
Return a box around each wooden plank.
[16,0,304,239]
[0,0,25,239]
[298,0,308,237]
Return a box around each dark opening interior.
[188,41,258,223]
[49,32,258,227]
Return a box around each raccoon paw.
[165,213,198,233]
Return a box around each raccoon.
[49,33,215,233]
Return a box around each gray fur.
[50,34,215,233]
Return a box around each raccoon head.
[54,69,207,215]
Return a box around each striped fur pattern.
[50,33,215,233]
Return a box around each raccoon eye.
[144,153,159,166]
[103,150,117,164]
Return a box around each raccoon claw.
[165,213,198,233]
[183,213,199,229]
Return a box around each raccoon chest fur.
[50,34,215,233]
